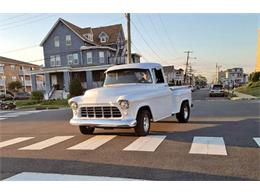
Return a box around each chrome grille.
[80,106,122,118]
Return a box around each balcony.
[108,56,127,65]
[24,80,32,86]
[0,79,5,86]
[19,69,31,75]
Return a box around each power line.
[0,13,27,23]
[157,14,179,56]
[0,45,39,54]
[131,19,169,65]
[0,14,57,31]
[131,41,149,62]
[0,14,46,28]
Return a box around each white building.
[218,67,248,87]
[163,65,184,85]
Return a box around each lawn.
[236,81,260,97]
[15,99,69,109]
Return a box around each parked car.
[209,84,225,97]
[14,92,31,100]
[69,63,192,136]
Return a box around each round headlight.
[70,102,78,110]
[118,100,129,110]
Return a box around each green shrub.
[8,81,22,92]
[31,91,44,102]
[69,78,84,98]
[41,99,68,106]
[249,71,260,82]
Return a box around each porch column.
[63,71,70,92]
[31,74,37,91]
[45,73,51,92]
[86,71,93,89]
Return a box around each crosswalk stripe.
[0,137,34,149]
[253,137,260,147]
[123,135,166,152]
[67,135,117,150]
[189,136,227,155]
[19,136,74,150]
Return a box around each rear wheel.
[134,109,151,136]
[176,101,190,123]
[79,126,95,135]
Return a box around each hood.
[80,84,153,104]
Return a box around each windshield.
[104,68,153,85]
[212,85,223,90]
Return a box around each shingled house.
[31,18,141,99]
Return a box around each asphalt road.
[0,90,259,181]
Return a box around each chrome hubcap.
[184,106,189,119]
[143,115,149,132]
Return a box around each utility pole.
[184,51,193,84]
[215,63,221,84]
[126,13,132,64]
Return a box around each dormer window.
[99,32,109,43]
[83,33,93,41]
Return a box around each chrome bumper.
[70,118,137,128]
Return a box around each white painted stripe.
[123,135,166,152]
[0,118,6,120]
[0,137,34,149]
[4,172,141,181]
[189,136,227,155]
[68,135,116,150]
[19,136,74,150]
[253,137,260,147]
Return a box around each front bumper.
[70,118,137,128]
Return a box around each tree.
[8,81,22,92]
[69,78,84,98]
[195,75,207,87]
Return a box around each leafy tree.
[8,81,22,92]
[195,75,207,87]
[249,71,260,82]
[69,78,84,98]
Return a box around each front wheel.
[134,109,151,136]
[79,126,95,135]
[176,101,190,123]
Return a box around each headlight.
[70,101,78,110]
[118,100,129,109]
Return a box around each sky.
[0,13,259,82]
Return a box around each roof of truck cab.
[106,63,162,72]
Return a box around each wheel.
[134,109,151,136]
[79,126,95,135]
[176,101,190,123]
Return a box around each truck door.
[151,68,173,120]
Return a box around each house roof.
[40,18,123,46]
[0,56,39,67]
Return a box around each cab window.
[152,68,165,83]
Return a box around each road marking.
[67,135,116,150]
[4,172,141,181]
[0,118,6,120]
[253,137,260,147]
[0,137,34,149]
[19,136,74,150]
[189,136,227,155]
[123,135,166,152]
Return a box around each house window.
[66,35,72,46]
[99,32,109,43]
[67,53,79,65]
[83,33,93,41]
[12,76,16,81]
[73,53,79,64]
[54,36,60,47]
[50,55,61,67]
[87,52,92,64]
[11,64,16,70]
[99,51,105,63]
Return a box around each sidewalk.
[231,91,259,100]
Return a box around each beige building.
[0,56,44,94]
[256,28,260,72]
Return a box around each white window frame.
[87,52,93,64]
[11,64,16,70]
[73,53,79,64]
[50,55,61,67]
[100,36,107,43]
[99,51,105,63]
[54,36,60,47]
[67,54,73,65]
[66,35,72,46]
[11,76,16,81]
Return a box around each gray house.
[31,18,140,99]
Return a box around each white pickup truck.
[69,63,192,136]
